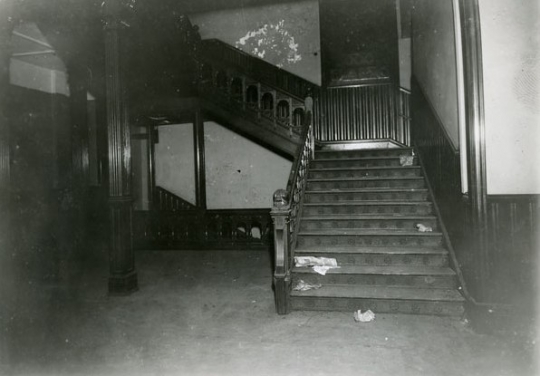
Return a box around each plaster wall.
[154,122,291,209]
[155,124,196,205]
[204,122,291,209]
[399,38,411,90]
[479,0,540,194]
[190,1,321,85]
[10,59,69,96]
[412,0,459,148]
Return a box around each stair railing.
[270,96,314,315]
[196,39,319,146]
[153,186,198,211]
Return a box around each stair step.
[315,148,414,159]
[305,189,429,203]
[312,156,417,168]
[309,166,421,179]
[295,246,448,266]
[307,177,425,190]
[292,265,457,289]
[297,230,442,248]
[300,215,438,231]
[291,285,464,316]
[303,202,433,216]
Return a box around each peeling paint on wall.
[235,20,302,67]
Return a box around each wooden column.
[146,124,156,211]
[103,0,137,294]
[0,2,15,256]
[193,110,206,209]
[459,0,488,299]
[67,60,90,188]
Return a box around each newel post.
[304,93,315,158]
[271,189,291,315]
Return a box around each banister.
[270,95,314,315]
[199,39,320,101]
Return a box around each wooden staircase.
[290,147,465,316]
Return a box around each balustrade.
[133,208,273,250]
[270,95,314,315]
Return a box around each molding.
[487,194,540,202]
[412,76,459,155]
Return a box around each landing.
[4,250,535,376]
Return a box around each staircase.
[290,147,465,316]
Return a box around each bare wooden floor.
[2,250,536,376]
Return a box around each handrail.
[154,186,198,211]
[270,96,314,315]
[199,39,320,101]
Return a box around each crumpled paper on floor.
[354,309,376,322]
[294,256,340,275]
[292,279,322,291]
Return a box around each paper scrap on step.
[354,309,375,322]
[294,256,340,275]
[292,279,322,291]
[400,155,414,166]
[416,223,433,232]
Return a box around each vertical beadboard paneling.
[412,76,539,304]
[486,196,539,302]
[314,84,409,145]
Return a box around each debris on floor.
[292,280,322,291]
[294,256,340,275]
[354,309,376,323]
[416,223,433,232]
[400,155,415,166]
[295,256,338,267]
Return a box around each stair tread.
[304,201,432,206]
[314,156,413,162]
[295,246,447,254]
[301,215,436,220]
[310,166,420,171]
[308,176,424,182]
[316,147,414,154]
[293,265,456,276]
[306,188,428,193]
[298,230,441,237]
[291,284,464,301]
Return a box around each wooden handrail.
[199,39,320,101]
[270,97,314,315]
[153,186,197,211]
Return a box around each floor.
[2,249,537,376]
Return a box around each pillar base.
[108,271,138,295]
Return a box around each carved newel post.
[270,189,291,315]
[103,0,138,294]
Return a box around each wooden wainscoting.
[486,195,539,303]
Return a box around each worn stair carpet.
[291,147,465,316]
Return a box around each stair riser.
[305,191,429,203]
[297,235,442,248]
[316,149,414,159]
[309,168,421,179]
[303,205,433,216]
[294,252,449,267]
[307,179,425,190]
[291,297,464,316]
[312,158,416,169]
[299,218,438,231]
[294,272,456,289]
